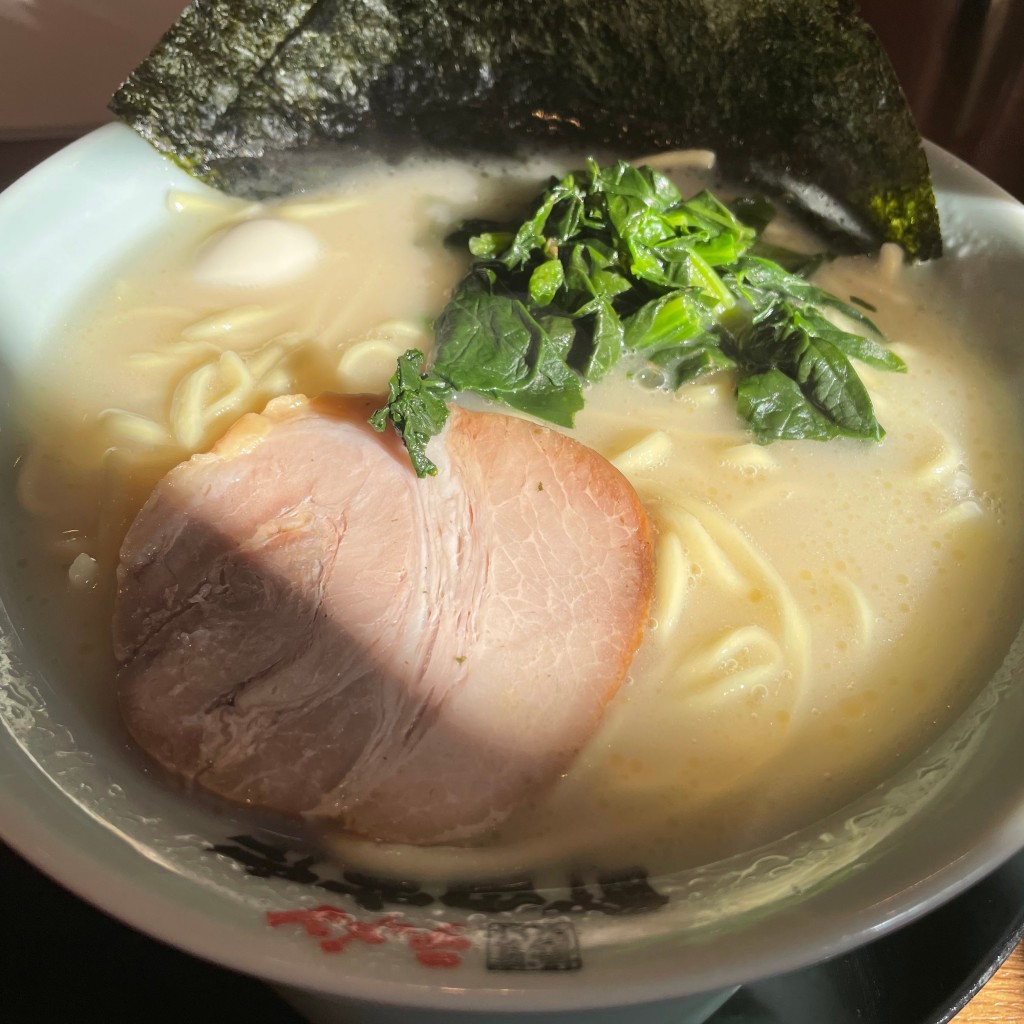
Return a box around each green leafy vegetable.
[373,158,908,474]
[111,0,941,260]
[369,350,453,477]
[431,267,585,427]
[737,370,845,442]
[733,305,884,440]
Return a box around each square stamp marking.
[486,919,582,971]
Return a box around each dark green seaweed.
[111,0,941,260]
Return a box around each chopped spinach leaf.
[369,349,453,477]
[431,267,584,427]
[737,370,843,442]
[734,305,884,440]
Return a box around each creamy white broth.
[12,153,1024,879]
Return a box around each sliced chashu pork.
[115,394,653,844]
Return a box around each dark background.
[860,0,1024,199]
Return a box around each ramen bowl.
[1,124,1024,1024]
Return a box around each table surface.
[953,944,1024,1023]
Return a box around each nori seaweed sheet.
[110,0,941,260]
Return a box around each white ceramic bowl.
[2,124,1024,1024]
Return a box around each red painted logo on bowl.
[266,905,471,968]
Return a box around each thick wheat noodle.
[165,188,251,216]
[169,362,218,449]
[720,442,780,473]
[180,305,281,346]
[99,409,173,447]
[276,195,364,219]
[610,430,674,475]
[830,573,877,647]
[647,495,812,720]
[650,529,688,640]
[654,502,745,593]
[679,625,786,702]
[935,499,986,530]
